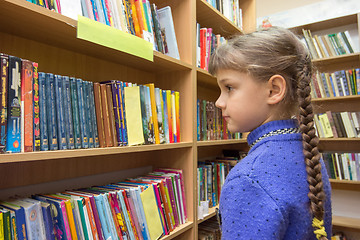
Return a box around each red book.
[200,28,207,70]
[21,59,33,152]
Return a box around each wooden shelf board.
[196,0,242,38]
[0,0,192,73]
[197,139,247,147]
[312,53,360,70]
[0,142,193,163]
[197,68,218,88]
[333,215,360,232]
[318,138,360,152]
[330,179,360,191]
[197,205,218,224]
[290,13,358,33]
[161,221,194,240]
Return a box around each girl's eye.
[226,85,233,92]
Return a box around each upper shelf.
[196,0,243,38]
[290,13,359,34]
[0,0,192,73]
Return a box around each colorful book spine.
[62,76,75,149]
[155,88,166,143]
[89,81,100,148]
[70,77,82,149]
[21,60,34,152]
[6,56,22,153]
[83,81,94,148]
[55,75,67,150]
[123,0,136,35]
[105,81,122,146]
[32,62,41,151]
[45,73,58,150]
[144,85,155,144]
[106,85,118,146]
[0,203,27,240]
[38,72,49,151]
[76,78,88,148]
[174,91,180,143]
[0,54,9,153]
[162,90,169,143]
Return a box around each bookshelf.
[291,12,360,233]
[0,0,256,239]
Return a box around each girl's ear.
[266,74,287,105]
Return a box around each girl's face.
[215,69,272,133]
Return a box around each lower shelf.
[161,222,194,240]
[197,206,218,224]
[332,216,360,232]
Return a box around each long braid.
[297,55,328,240]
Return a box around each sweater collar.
[247,119,300,149]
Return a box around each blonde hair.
[209,27,328,240]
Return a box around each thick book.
[0,202,28,240]
[62,76,75,149]
[45,73,58,150]
[70,77,82,149]
[39,201,56,240]
[83,80,95,148]
[54,75,67,150]
[0,54,9,153]
[93,82,106,148]
[100,84,113,147]
[104,81,122,146]
[6,56,22,153]
[106,84,118,147]
[117,81,128,146]
[76,78,89,148]
[21,59,34,152]
[157,6,180,60]
[89,81,100,148]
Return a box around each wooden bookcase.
[290,13,360,233]
[0,0,255,239]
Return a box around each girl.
[209,27,332,240]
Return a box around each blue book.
[32,195,69,240]
[104,81,122,146]
[76,78,88,148]
[6,56,22,153]
[83,81,94,148]
[40,201,56,240]
[0,202,27,240]
[89,82,100,148]
[54,75,67,150]
[62,76,75,149]
[70,77,82,149]
[320,73,330,97]
[94,0,106,24]
[38,72,49,151]
[119,82,128,145]
[99,0,110,25]
[45,73,58,150]
[93,194,113,240]
[328,74,337,97]
[340,70,350,96]
[334,71,344,96]
[197,99,200,141]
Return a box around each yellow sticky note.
[77,15,153,61]
[140,186,163,240]
[124,86,145,146]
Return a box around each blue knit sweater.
[219,119,332,240]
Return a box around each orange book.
[129,0,142,38]
[21,59,33,152]
[100,84,113,147]
[93,83,106,148]
[145,83,160,144]
[134,0,146,35]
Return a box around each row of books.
[198,217,221,240]
[0,168,187,240]
[205,0,243,29]
[301,29,356,60]
[311,69,360,99]
[27,0,180,60]
[196,25,226,71]
[332,232,348,240]
[0,53,180,153]
[323,152,360,181]
[197,99,241,141]
[314,111,360,139]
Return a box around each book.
[124,85,145,146]
[76,78,89,148]
[93,82,106,148]
[70,77,82,149]
[145,83,160,144]
[100,84,113,147]
[39,201,56,240]
[0,202,28,240]
[6,56,22,153]
[62,76,75,149]
[106,84,118,147]
[139,85,151,144]
[0,54,9,153]
[38,72,49,151]
[150,3,164,53]
[0,208,11,240]
[118,81,128,146]
[157,6,180,60]
[89,81,100,148]
[84,80,95,148]
[45,73,59,150]
[32,62,40,151]
[54,75,67,150]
